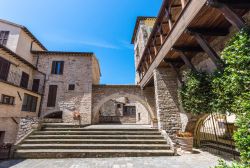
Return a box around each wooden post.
[179,52,197,72]
[165,7,173,30]
[157,25,163,45]
[148,49,153,62]
[207,0,246,30]
[192,32,224,69]
[181,0,186,9]
[153,39,158,56]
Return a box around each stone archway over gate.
[92,85,157,125]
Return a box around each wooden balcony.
[137,0,249,88]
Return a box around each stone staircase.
[14,123,174,158]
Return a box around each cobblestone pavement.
[0,150,231,168]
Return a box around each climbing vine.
[180,70,214,114]
[180,28,250,167]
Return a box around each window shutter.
[20,72,29,88]
[47,85,57,107]
[32,79,40,92]
[0,57,10,81]
[51,61,56,74]
[60,61,64,74]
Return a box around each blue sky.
[0,0,162,84]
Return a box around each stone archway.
[92,85,157,125]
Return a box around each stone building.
[131,17,156,84]
[0,19,100,143]
[99,97,150,124]
[133,0,250,138]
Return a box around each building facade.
[99,97,150,124]
[0,19,101,143]
[131,17,156,84]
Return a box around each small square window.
[68,84,75,91]
[51,61,64,75]
[1,94,15,105]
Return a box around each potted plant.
[176,131,193,152]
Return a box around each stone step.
[17,144,170,150]
[22,139,167,144]
[41,123,90,128]
[28,134,163,139]
[43,119,63,123]
[42,127,158,132]
[33,131,160,135]
[15,149,174,158]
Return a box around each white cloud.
[79,40,120,49]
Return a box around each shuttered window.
[51,61,64,75]
[47,85,57,107]
[0,57,10,81]
[0,31,9,46]
[32,79,40,92]
[20,72,29,88]
[21,94,38,112]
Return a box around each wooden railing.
[137,0,190,81]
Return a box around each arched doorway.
[92,93,155,124]
[94,96,151,124]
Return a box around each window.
[47,85,57,107]
[68,84,75,91]
[0,31,9,46]
[32,79,40,92]
[21,94,38,112]
[1,94,15,105]
[20,72,29,88]
[123,106,136,116]
[51,61,64,75]
[0,131,5,144]
[0,57,10,81]
[117,104,121,108]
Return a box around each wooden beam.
[179,52,197,72]
[164,6,173,30]
[148,49,153,63]
[157,25,164,44]
[192,32,224,68]
[186,27,229,36]
[180,0,186,9]
[164,58,183,85]
[152,40,158,56]
[172,46,204,52]
[210,0,250,9]
[207,0,246,30]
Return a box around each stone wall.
[37,54,93,125]
[16,116,39,142]
[92,85,156,125]
[153,67,182,138]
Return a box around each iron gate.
[194,113,240,159]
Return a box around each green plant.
[212,160,246,168]
[180,70,214,114]
[211,28,250,114]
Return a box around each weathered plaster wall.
[0,117,19,143]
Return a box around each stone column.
[153,67,181,138]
